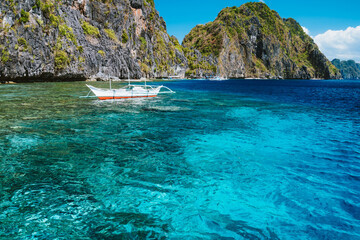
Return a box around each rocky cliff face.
[183,2,341,79]
[0,0,187,81]
[332,59,360,80]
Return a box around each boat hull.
[97,95,157,100]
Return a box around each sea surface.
[0,79,360,239]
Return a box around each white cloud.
[259,0,265,3]
[301,26,310,35]
[313,26,360,62]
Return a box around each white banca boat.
[84,79,175,100]
[207,76,228,81]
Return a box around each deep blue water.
[0,79,360,239]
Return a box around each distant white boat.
[84,78,174,100]
[208,76,228,81]
[162,75,182,80]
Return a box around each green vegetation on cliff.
[81,21,100,37]
[55,50,70,70]
[104,29,119,43]
[184,23,222,57]
[1,48,10,63]
[20,10,30,23]
[121,30,129,44]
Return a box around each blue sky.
[154,0,360,62]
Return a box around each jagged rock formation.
[332,59,360,80]
[183,2,341,79]
[0,0,187,81]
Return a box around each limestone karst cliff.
[182,2,341,79]
[0,0,187,81]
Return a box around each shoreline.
[0,77,350,84]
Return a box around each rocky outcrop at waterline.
[0,0,187,81]
[182,2,341,79]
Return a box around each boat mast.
[128,71,130,86]
[109,75,112,90]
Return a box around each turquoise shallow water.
[0,80,360,239]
